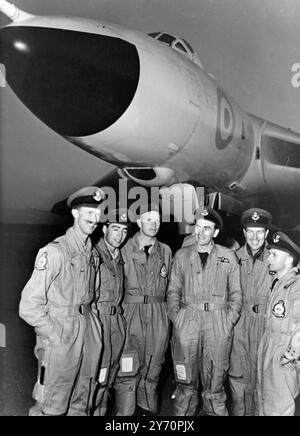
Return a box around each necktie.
[144,245,152,258]
[199,252,209,267]
[271,278,279,292]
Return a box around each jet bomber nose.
[0,26,140,136]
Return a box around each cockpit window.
[148,32,160,38]
[157,33,176,45]
[148,31,203,68]
[175,41,187,53]
[182,39,193,54]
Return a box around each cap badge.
[202,209,209,217]
[252,211,260,222]
[273,234,281,243]
[93,190,102,202]
[120,213,127,221]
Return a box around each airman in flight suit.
[229,208,273,416]
[19,186,104,416]
[114,202,172,415]
[167,207,242,416]
[93,209,130,416]
[257,232,300,416]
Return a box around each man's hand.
[280,352,296,370]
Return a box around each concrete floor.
[1,223,299,416]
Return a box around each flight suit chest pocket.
[211,259,228,297]
[70,257,88,289]
[101,263,115,290]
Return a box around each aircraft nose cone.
[0,26,140,136]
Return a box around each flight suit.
[257,272,300,416]
[19,227,102,416]
[114,233,172,415]
[93,239,126,416]
[167,243,242,416]
[229,245,273,415]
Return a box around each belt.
[182,302,227,312]
[243,303,267,314]
[49,303,92,317]
[124,295,165,304]
[97,304,123,315]
[97,294,115,302]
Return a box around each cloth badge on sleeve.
[35,252,48,271]
[272,300,286,318]
[160,263,168,278]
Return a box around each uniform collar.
[238,244,267,262]
[97,238,121,262]
[67,227,92,256]
[246,243,265,261]
[190,242,216,261]
[132,232,158,253]
[276,270,297,286]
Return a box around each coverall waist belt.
[49,303,92,317]
[243,302,267,314]
[97,304,123,315]
[182,301,227,311]
[124,295,165,304]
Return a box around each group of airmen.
[19,185,300,416]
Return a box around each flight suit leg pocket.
[33,337,54,404]
[171,338,192,385]
[118,352,140,377]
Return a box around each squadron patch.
[272,300,286,318]
[35,252,48,271]
[160,263,168,278]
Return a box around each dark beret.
[67,186,105,208]
[241,208,272,229]
[194,206,223,229]
[106,208,131,225]
[268,232,300,261]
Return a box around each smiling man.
[229,208,273,416]
[92,208,130,416]
[167,206,242,416]
[19,186,104,416]
[257,232,300,416]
